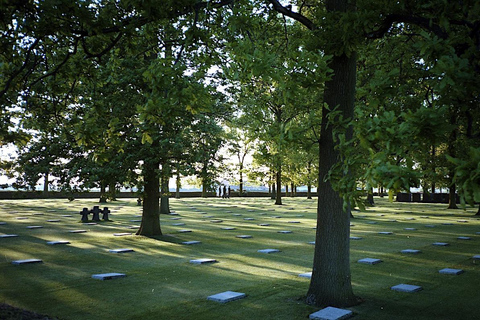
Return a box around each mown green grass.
[0,197,479,319]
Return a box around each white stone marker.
[221,227,236,230]
[473,255,480,260]
[278,231,292,234]
[288,221,301,223]
[170,217,181,220]
[69,230,87,233]
[458,236,471,240]
[12,259,43,265]
[178,230,192,233]
[298,272,312,279]
[172,223,185,226]
[113,233,132,236]
[378,232,393,235]
[0,234,18,238]
[0,222,6,225]
[439,268,464,275]
[401,249,421,254]
[258,223,270,226]
[26,226,43,229]
[236,235,252,239]
[309,306,353,320]
[404,228,416,231]
[47,240,70,245]
[350,237,362,240]
[211,220,223,223]
[182,241,201,245]
[358,258,382,265]
[207,291,246,303]
[130,219,142,222]
[244,218,254,220]
[308,241,315,245]
[391,284,422,293]
[432,242,449,246]
[257,249,280,254]
[92,273,126,280]
[109,249,135,253]
[190,258,217,265]
[47,219,61,222]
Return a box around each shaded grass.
[0,197,479,319]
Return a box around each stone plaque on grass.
[257,249,280,254]
[92,273,126,280]
[425,225,436,228]
[182,241,201,245]
[258,223,270,226]
[178,230,192,233]
[432,242,449,246]
[207,291,245,303]
[473,255,480,260]
[190,258,217,265]
[378,232,393,235]
[0,222,6,225]
[211,219,223,223]
[12,259,43,265]
[236,235,252,239]
[298,272,312,279]
[172,223,185,226]
[309,306,353,320]
[26,226,43,229]
[358,258,382,265]
[404,228,417,231]
[457,236,471,240]
[221,227,236,230]
[170,217,181,220]
[0,234,18,238]
[350,237,362,240]
[391,284,422,293]
[68,230,87,233]
[47,240,70,245]
[288,221,301,224]
[278,231,292,234]
[244,218,254,221]
[47,219,61,222]
[439,268,464,275]
[401,249,421,254]
[113,233,132,237]
[109,249,135,253]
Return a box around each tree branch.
[266,0,315,30]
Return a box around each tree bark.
[307,161,313,199]
[447,111,458,209]
[137,160,162,236]
[239,163,244,195]
[99,182,107,203]
[109,182,117,201]
[306,49,358,307]
[160,165,170,214]
[271,180,276,200]
[175,171,181,199]
[43,172,49,195]
[275,169,282,205]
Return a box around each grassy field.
[0,197,479,320]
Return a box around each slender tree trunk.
[307,161,313,199]
[275,169,282,205]
[448,181,458,209]
[137,161,162,236]
[306,29,358,306]
[109,182,117,201]
[239,163,244,195]
[160,165,170,214]
[285,184,289,197]
[291,182,295,197]
[271,180,276,200]
[367,187,374,206]
[175,171,181,199]
[99,182,107,203]
[43,172,49,195]
[447,111,458,209]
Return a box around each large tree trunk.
[109,182,117,201]
[43,172,49,195]
[306,38,358,306]
[137,161,162,236]
[275,169,282,205]
[271,180,276,200]
[99,182,107,203]
[447,181,457,209]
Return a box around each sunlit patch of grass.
[0,197,479,319]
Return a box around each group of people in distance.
[219,185,231,199]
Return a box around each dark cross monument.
[91,206,101,222]
[80,208,90,222]
[102,207,111,221]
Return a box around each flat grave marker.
[278,230,292,234]
[473,255,480,260]
[432,242,449,246]
[182,241,201,245]
[391,284,422,293]
[12,259,43,265]
[178,230,192,233]
[113,233,132,236]
[350,236,362,240]
[457,236,471,240]
[401,249,421,254]
[309,306,353,320]
[47,219,61,223]
[190,258,217,265]
[207,291,246,303]
[298,272,312,279]
[172,223,185,226]
[258,223,270,226]
[221,227,236,230]
[236,235,252,239]
[404,228,417,231]
[257,249,280,254]
[439,268,464,275]
[358,258,382,265]
[92,273,126,280]
[68,230,87,233]
[26,226,43,229]
[378,232,393,235]
[0,222,6,225]
[0,234,18,238]
[109,249,135,253]
[46,240,70,245]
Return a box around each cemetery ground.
[0,197,479,320]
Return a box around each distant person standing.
[228,186,231,199]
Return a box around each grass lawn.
[0,197,479,320]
